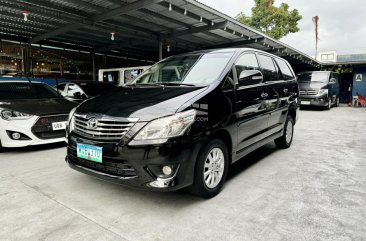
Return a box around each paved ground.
[1,107,366,241]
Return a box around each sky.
[198,0,366,56]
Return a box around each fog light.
[162,166,172,176]
[12,132,21,140]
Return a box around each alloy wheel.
[204,147,225,189]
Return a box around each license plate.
[76,143,103,163]
[301,100,311,105]
[52,121,67,130]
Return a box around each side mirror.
[73,92,82,99]
[329,78,336,84]
[238,70,263,86]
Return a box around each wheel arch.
[203,129,233,164]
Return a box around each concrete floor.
[1,107,366,241]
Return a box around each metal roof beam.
[138,8,231,42]
[14,0,91,18]
[210,37,264,49]
[169,21,227,38]
[93,0,163,22]
[30,0,163,43]
[57,0,107,13]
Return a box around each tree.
[236,0,302,40]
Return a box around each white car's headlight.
[133,109,196,140]
[318,89,328,95]
[0,109,33,121]
[67,107,77,133]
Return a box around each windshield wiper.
[155,82,196,87]
[127,83,165,87]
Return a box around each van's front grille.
[73,114,137,140]
[299,90,318,96]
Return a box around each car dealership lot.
[0,107,365,241]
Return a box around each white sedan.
[0,81,77,151]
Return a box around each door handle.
[261,92,269,98]
[283,88,289,94]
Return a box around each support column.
[92,52,96,81]
[21,44,31,76]
[158,40,163,61]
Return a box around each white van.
[98,66,150,86]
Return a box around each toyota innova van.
[65,48,299,198]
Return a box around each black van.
[297,71,340,109]
[65,48,299,198]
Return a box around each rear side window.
[257,54,278,81]
[275,58,294,80]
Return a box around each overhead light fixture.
[169,1,172,11]
[200,16,202,22]
[22,10,29,21]
[167,44,170,52]
[184,8,187,15]
[211,21,214,26]
[248,36,251,40]
[110,32,115,40]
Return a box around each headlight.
[67,107,77,133]
[133,109,196,140]
[0,109,33,121]
[318,89,328,95]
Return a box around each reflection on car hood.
[298,82,327,90]
[0,98,78,116]
[76,86,208,121]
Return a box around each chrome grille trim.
[299,90,318,95]
[73,113,138,140]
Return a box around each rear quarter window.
[257,54,279,81]
[275,58,294,80]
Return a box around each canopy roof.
[0,0,320,70]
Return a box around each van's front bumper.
[66,134,202,191]
[299,94,329,107]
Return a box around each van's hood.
[298,82,327,90]
[0,98,77,116]
[76,86,208,121]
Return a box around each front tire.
[189,139,229,198]
[275,115,294,149]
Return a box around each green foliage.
[236,0,302,40]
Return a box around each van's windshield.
[297,72,329,83]
[129,52,234,87]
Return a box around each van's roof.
[175,47,285,59]
[298,71,335,74]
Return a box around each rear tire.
[275,115,294,149]
[335,97,340,107]
[189,139,229,199]
[325,99,331,110]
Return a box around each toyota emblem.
[87,117,98,129]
